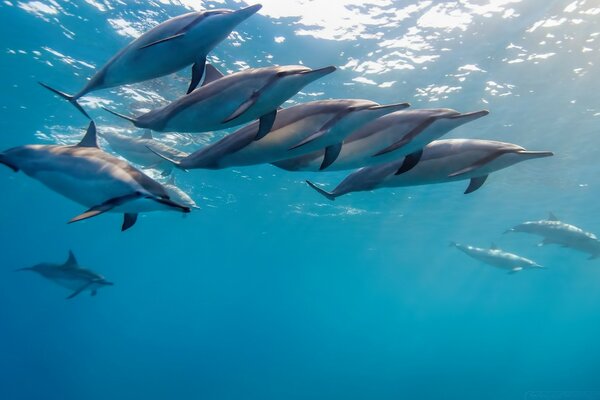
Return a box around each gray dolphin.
[273,108,489,172]
[16,250,113,299]
[150,99,410,170]
[100,129,188,175]
[450,242,544,274]
[40,4,263,118]
[162,175,199,210]
[0,122,190,231]
[103,64,337,139]
[306,139,553,200]
[506,213,600,259]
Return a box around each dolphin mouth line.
[448,109,490,119]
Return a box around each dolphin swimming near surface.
[0,122,190,231]
[16,250,113,299]
[162,175,199,210]
[149,99,410,170]
[39,4,263,118]
[305,139,553,200]
[103,64,337,139]
[100,129,188,175]
[506,213,600,259]
[450,242,544,273]
[273,108,489,172]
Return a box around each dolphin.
[39,4,263,118]
[450,242,544,274]
[305,139,553,200]
[103,64,337,139]
[0,122,190,231]
[273,108,489,172]
[506,213,600,259]
[99,129,188,175]
[16,250,113,299]
[149,99,410,170]
[162,175,199,210]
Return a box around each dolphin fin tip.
[306,180,336,201]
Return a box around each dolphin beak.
[448,109,489,121]
[516,150,554,159]
[368,102,411,112]
[301,66,337,80]
[233,4,262,21]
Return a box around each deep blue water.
[1,1,600,399]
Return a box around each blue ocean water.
[1,0,599,399]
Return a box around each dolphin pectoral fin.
[289,129,328,150]
[464,175,488,194]
[68,208,109,224]
[394,149,423,175]
[373,117,436,157]
[122,213,138,232]
[448,150,511,178]
[39,82,90,120]
[508,267,523,275]
[69,193,143,225]
[66,282,94,300]
[187,57,206,94]
[201,64,225,87]
[222,92,259,123]
[91,290,97,297]
[77,121,98,148]
[306,180,336,201]
[139,33,186,50]
[255,109,277,140]
[320,143,342,170]
[145,146,187,172]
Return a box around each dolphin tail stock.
[145,146,188,172]
[38,82,91,120]
[0,153,18,172]
[305,180,336,201]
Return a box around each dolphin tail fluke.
[39,82,90,120]
[145,146,188,172]
[0,154,18,172]
[102,107,138,125]
[306,180,336,201]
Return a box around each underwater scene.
[0,0,599,399]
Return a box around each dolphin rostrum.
[149,99,410,170]
[0,122,190,231]
[16,250,113,299]
[39,4,263,118]
[450,242,544,274]
[273,108,489,172]
[506,213,600,259]
[100,129,188,175]
[305,139,553,200]
[103,64,337,139]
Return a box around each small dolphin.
[274,108,489,172]
[150,99,409,170]
[450,242,544,274]
[0,122,190,231]
[103,64,336,139]
[40,4,263,118]
[162,175,199,210]
[16,250,113,299]
[100,129,188,175]
[506,213,600,259]
[305,139,553,200]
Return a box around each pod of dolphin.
[1,5,582,298]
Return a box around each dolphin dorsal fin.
[490,243,498,250]
[548,212,558,221]
[167,174,175,185]
[77,121,98,148]
[65,250,78,268]
[141,129,153,140]
[201,64,224,87]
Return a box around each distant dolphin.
[100,129,188,175]
[149,99,410,170]
[39,4,263,118]
[306,139,553,200]
[506,213,600,259]
[103,64,336,139]
[162,175,199,210]
[0,122,190,231]
[16,250,113,299]
[274,108,489,172]
[450,242,544,274]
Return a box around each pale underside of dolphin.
[450,242,543,273]
[39,4,263,118]
[0,122,190,231]
[506,213,600,259]
[162,174,200,210]
[16,250,113,299]
[103,64,337,140]
[273,108,489,172]
[306,139,553,200]
[100,129,188,175]
[149,99,410,170]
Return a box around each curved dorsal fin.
[167,174,175,185]
[141,130,153,140]
[77,121,98,148]
[548,212,558,221]
[201,64,225,87]
[65,250,78,268]
[490,243,498,250]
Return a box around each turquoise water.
[1,1,600,399]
